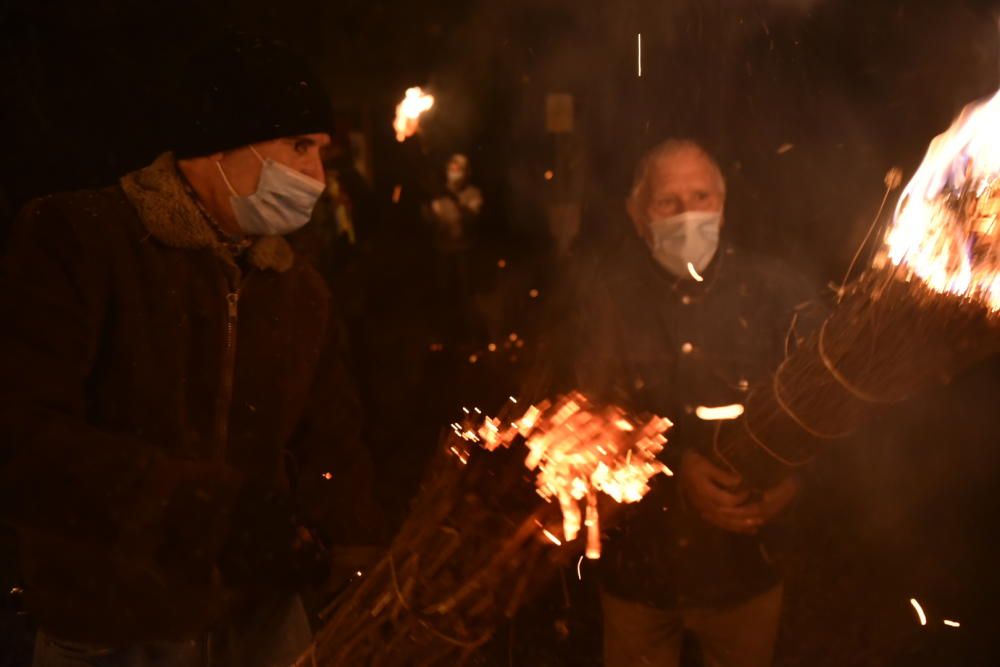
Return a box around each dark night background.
[3,0,1000,664]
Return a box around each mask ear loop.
[215,146,266,196]
[214,160,239,197]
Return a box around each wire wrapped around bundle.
[714,86,1000,488]
[294,394,670,666]
[712,268,1000,489]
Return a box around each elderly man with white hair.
[556,139,815,667]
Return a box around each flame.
[393,87,434,142]
[884,88,1000,311]
[474,392,672,558]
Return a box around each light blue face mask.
[216,146,326,236]
[647,210,722,278]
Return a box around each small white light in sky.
[637,33,643,78]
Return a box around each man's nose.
[303,154,326,183]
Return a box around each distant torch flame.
[472,392,672,559]
[393,87,434,142]
[884,88,1000,311]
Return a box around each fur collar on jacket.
[120,152,295,273]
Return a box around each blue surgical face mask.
[216,146,326,236]
[647,210,722,278]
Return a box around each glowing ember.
[393,87,434,142]
[475,392,672,559]
[943,619,961,628]
[884,88,1000,311]
[686,261,704,282]
[910,598,928,626]
[695,403,745,421]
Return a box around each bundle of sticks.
[714,88,1000,488]
[295,394,671,666]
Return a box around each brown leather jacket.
[0,154,381,644]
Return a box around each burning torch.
[712,88,1000,488]
[393,86,435,143]
[296,393,671,666]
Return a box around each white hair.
[628,139,726,205]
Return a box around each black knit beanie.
[172,34,333,159]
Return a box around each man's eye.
[294,140,312,154]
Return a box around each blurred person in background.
[553,139,815,667]
[0,35,381,667]
[423,153,484,340]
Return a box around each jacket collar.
[119,152,295,273]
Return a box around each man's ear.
[625,196,648,242]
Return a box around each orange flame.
[475,392,672,559]
[393,87,434,142]
[884,88,1000,311]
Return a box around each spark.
[321,472,333,480]
[529,289,540,298]
[637,33,642,78]
[544,170,554,181]
[776,143,795,155]
[542,528,563,546]
[449,446,469,465]
[468,354,478,364]
[488,343,497,352]
[391,185,402,203]
[497,259,507,268]
[695,404,745,421]
[356,570,363,577]
[576,555,584,580]
[686,262,704,282]
[943,619,961,628]
[462,407,470,414]
[910,598,928,626]
[509,396,518,403]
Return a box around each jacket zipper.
[215,276,245,456]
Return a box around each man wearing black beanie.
[0,34,383,667]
